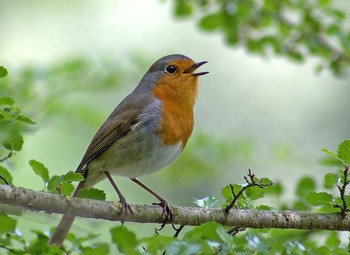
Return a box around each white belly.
[83,131,183,188]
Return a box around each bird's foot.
[152,199,173,221]
[119,197,133,215]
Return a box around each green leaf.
[174,0,193,17]
[263,181,283,196]
[81,243,110,255]
[110,226,138,254]
[256,205,271,210]
[296,176,316,198]
[324,173,338,188]
[287,50,304,62]
[185,221,224,242]
[29,159,50,183]
[337,140,350,165]
[318,0,330,7]
[60,182,75,196]
[319,157,343,167]
[16,115,36,125]
[0,165,13,184]
[199,13,222,31]
[61,171,84,182]
[0,97,14,105]
[306,192,333,206]
[192,195,218,208]
[222,184,242,201]
[245,186,265,200]
[141,235,174,254]
[0,66,8,78]
[321,148,341,161]
[0,213,16,233]
[246,233,270,252]
[166,240,201,255]
[3,133,24,152]
[332,10,345,20]
[78,188,106,200]
[325,232,341,248]
[47,176,60,194]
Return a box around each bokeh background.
[1,0,350,245]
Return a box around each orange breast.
[152,73,199,148]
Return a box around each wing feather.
[76,93,154,174]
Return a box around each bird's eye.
[165,65,176,74]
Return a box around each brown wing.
[76,92,154,174]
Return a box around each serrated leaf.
[110,226,138,254]
[256,205,271,210]
[61,171,84,183]
[306,192,333,206]
[29,160,49,183]
[0,66,8,78]
[0,213,16,233]
[193,195,218,208]
[79,188,106,200]
[0,165,13,184]
[296,176,316,197]
[337,140,350,165]
[324,173,338,188]
[0,97,14,105]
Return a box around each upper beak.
[183,61,209,76]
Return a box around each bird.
[48,54,208,246]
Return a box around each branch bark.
[0,184,349,231]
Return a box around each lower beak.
[183,61,209,76]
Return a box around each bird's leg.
[104,171,133,214]
[130,178,173,220]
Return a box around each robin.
[48,54,208,246]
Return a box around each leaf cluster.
[172,0,350,76]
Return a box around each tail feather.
[48,181,85,246]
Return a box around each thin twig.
[172,224,185,238]
[0,175,9,185]
[0,151,13,163]
[337,165,350,218]
[225,170,273,213]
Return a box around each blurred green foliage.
[1,0,350,251]
[171,0,350,76]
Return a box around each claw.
[152,199,173,221]
[119,197,134,215]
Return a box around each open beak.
[183,61,209,77]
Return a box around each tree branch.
[1,184,349,231]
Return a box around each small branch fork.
[225,169,273,213]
